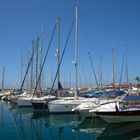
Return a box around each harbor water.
[0,101,140,140]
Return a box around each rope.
[20,36,41,91]
[49,17,75,97]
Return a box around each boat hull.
[96,110,140,123]
[31,96,57,110]
[32,102,48,110]
[48,100,80,114]
[17,99,32,107]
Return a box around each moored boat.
[72,90,126,117]
[31,95,57,110]
[89,95,140,123]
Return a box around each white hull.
[72,99,117,118]
[17,98,32,107]
[89,97,140,123]
[99,115,140,123]
[48,99,82,113]
[17,95,56,107]
[0,91,11,100]
[11,91,28,103]
[48,97,102,114]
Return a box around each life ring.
[94,98,100,105]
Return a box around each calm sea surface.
[0,101,140,140]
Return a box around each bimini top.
[123,95,140,101]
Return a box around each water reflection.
[1,101,140,140]
[9,102,84,140]
[48,114,83,127]
[97,122,140,140]
[9,103,34,140]
[32,112,84,140]
[73,117,140,140]
[0,101,12,126]
[0,101,4,126]
[73,117,108,134]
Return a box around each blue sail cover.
[123,95,140,101]
[103,90,125,96]
[78,90,126,98]
[78,91,103,98]
[101,90,126,98]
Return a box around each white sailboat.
[31,20,60,110]
[16,24,58,108]
[72,90,126,117]
[12,37,39,106]
[48,6,83,114]
[16,95,56,107]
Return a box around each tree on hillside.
[135,76,140,83]
[135,76,140,88]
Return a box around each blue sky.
[0,0,140,88]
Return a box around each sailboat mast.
[40,26,44,89]
[69,73,71,88]
[112,48,115,88]
[20,54,23,86]
[100,54,103,88]
[27,50,29,89]
[57,17,60,94]
[74,6,78,97]
[125,44,129,85]
[36,40,39,92]
[2,66,5,91]
[30,40,34,91]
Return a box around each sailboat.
[72,48,127,117]
[15,35,54,107]
[48,6,96,114]
[15,38,40,107]
[72,90,126,117]
[31,23,59,109]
